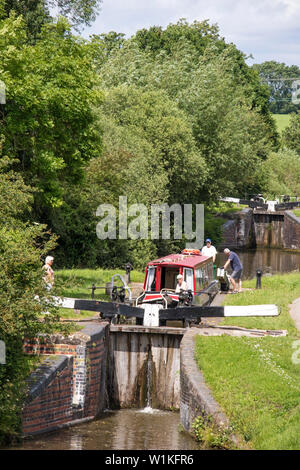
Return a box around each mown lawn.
[55,268,145,319]
[293,209,300,219]
[213,202,249,216]
[273,113,291,133]
[194,273,300,449]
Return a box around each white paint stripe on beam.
[224,305,279,317]
[220,197,241,203]
[54,297,75,309]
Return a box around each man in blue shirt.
[223,248,243,293]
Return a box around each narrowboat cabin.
[138,249,219,308]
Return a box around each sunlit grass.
[55,268,145,319]
[273,113,291,133]
[292,209,300,219]
[194,272,300,449]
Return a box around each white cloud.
[81,0,300,65]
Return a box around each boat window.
[207,262,214,281]
[195,268,204,290]
[146,266,157,291]
[203,265,209,287]
[183,268,194,290]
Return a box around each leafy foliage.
[3,0,102,37]
[99,33,275,200]
[253,61,300,114]
[0,157,69,445]
[282,111,300,156]
[265,148,300,198]
[0,14,103,210]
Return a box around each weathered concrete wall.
[221,209,300,250]
[180,328,231,434]
[220,208,253,249]
[106,325,185,410]
[252,212,285,248]
[22,323,109,437]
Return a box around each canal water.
[217,247,300,280]
[8,409,201,451]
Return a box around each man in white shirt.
[175,274,188,293]
[201,239,217,262]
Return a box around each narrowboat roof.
[147,253,211,268]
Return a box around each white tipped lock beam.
[53,297,279,319]
[223,305,279,317]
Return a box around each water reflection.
[217,248,300,280]
[7,410,200,451]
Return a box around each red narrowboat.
[138,249,219,308]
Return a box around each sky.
[79,0,300,66]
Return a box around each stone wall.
[180,328,232,434]
[22,322,109,437]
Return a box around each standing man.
[201,238,217,263]
[43,256,55,291]
[223,248,243,293]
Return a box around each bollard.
[91,283,96,299]
[124,262,133,284]
[105,282,113,297]
[256,269,262,289]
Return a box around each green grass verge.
[55,268,145,319]
[211,202,249,216]
[194,273,300,449]
[293,209,300,219]
[273,114,291,133]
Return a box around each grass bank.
[194,273,300,449]
[273,113,291,133]
[292,209,300,219]
[55,268,145,319]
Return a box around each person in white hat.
[175,274,188,293]
[43,256,55,291]
[201,238,217,262]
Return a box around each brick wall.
[23,356,74,436]
[283,211,300,250]
[22,322,109,437]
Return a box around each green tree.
[3,0,102,37]
[3,0,50,38]
[265,148,300,197]
[134,18,222,56]
[0,154,66,444]
[99,39,273,200]
[253,61,300,114]
[282,112,300,155]
[50,85,208,268]
[133,19,275,125]
[0,14,103,211]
